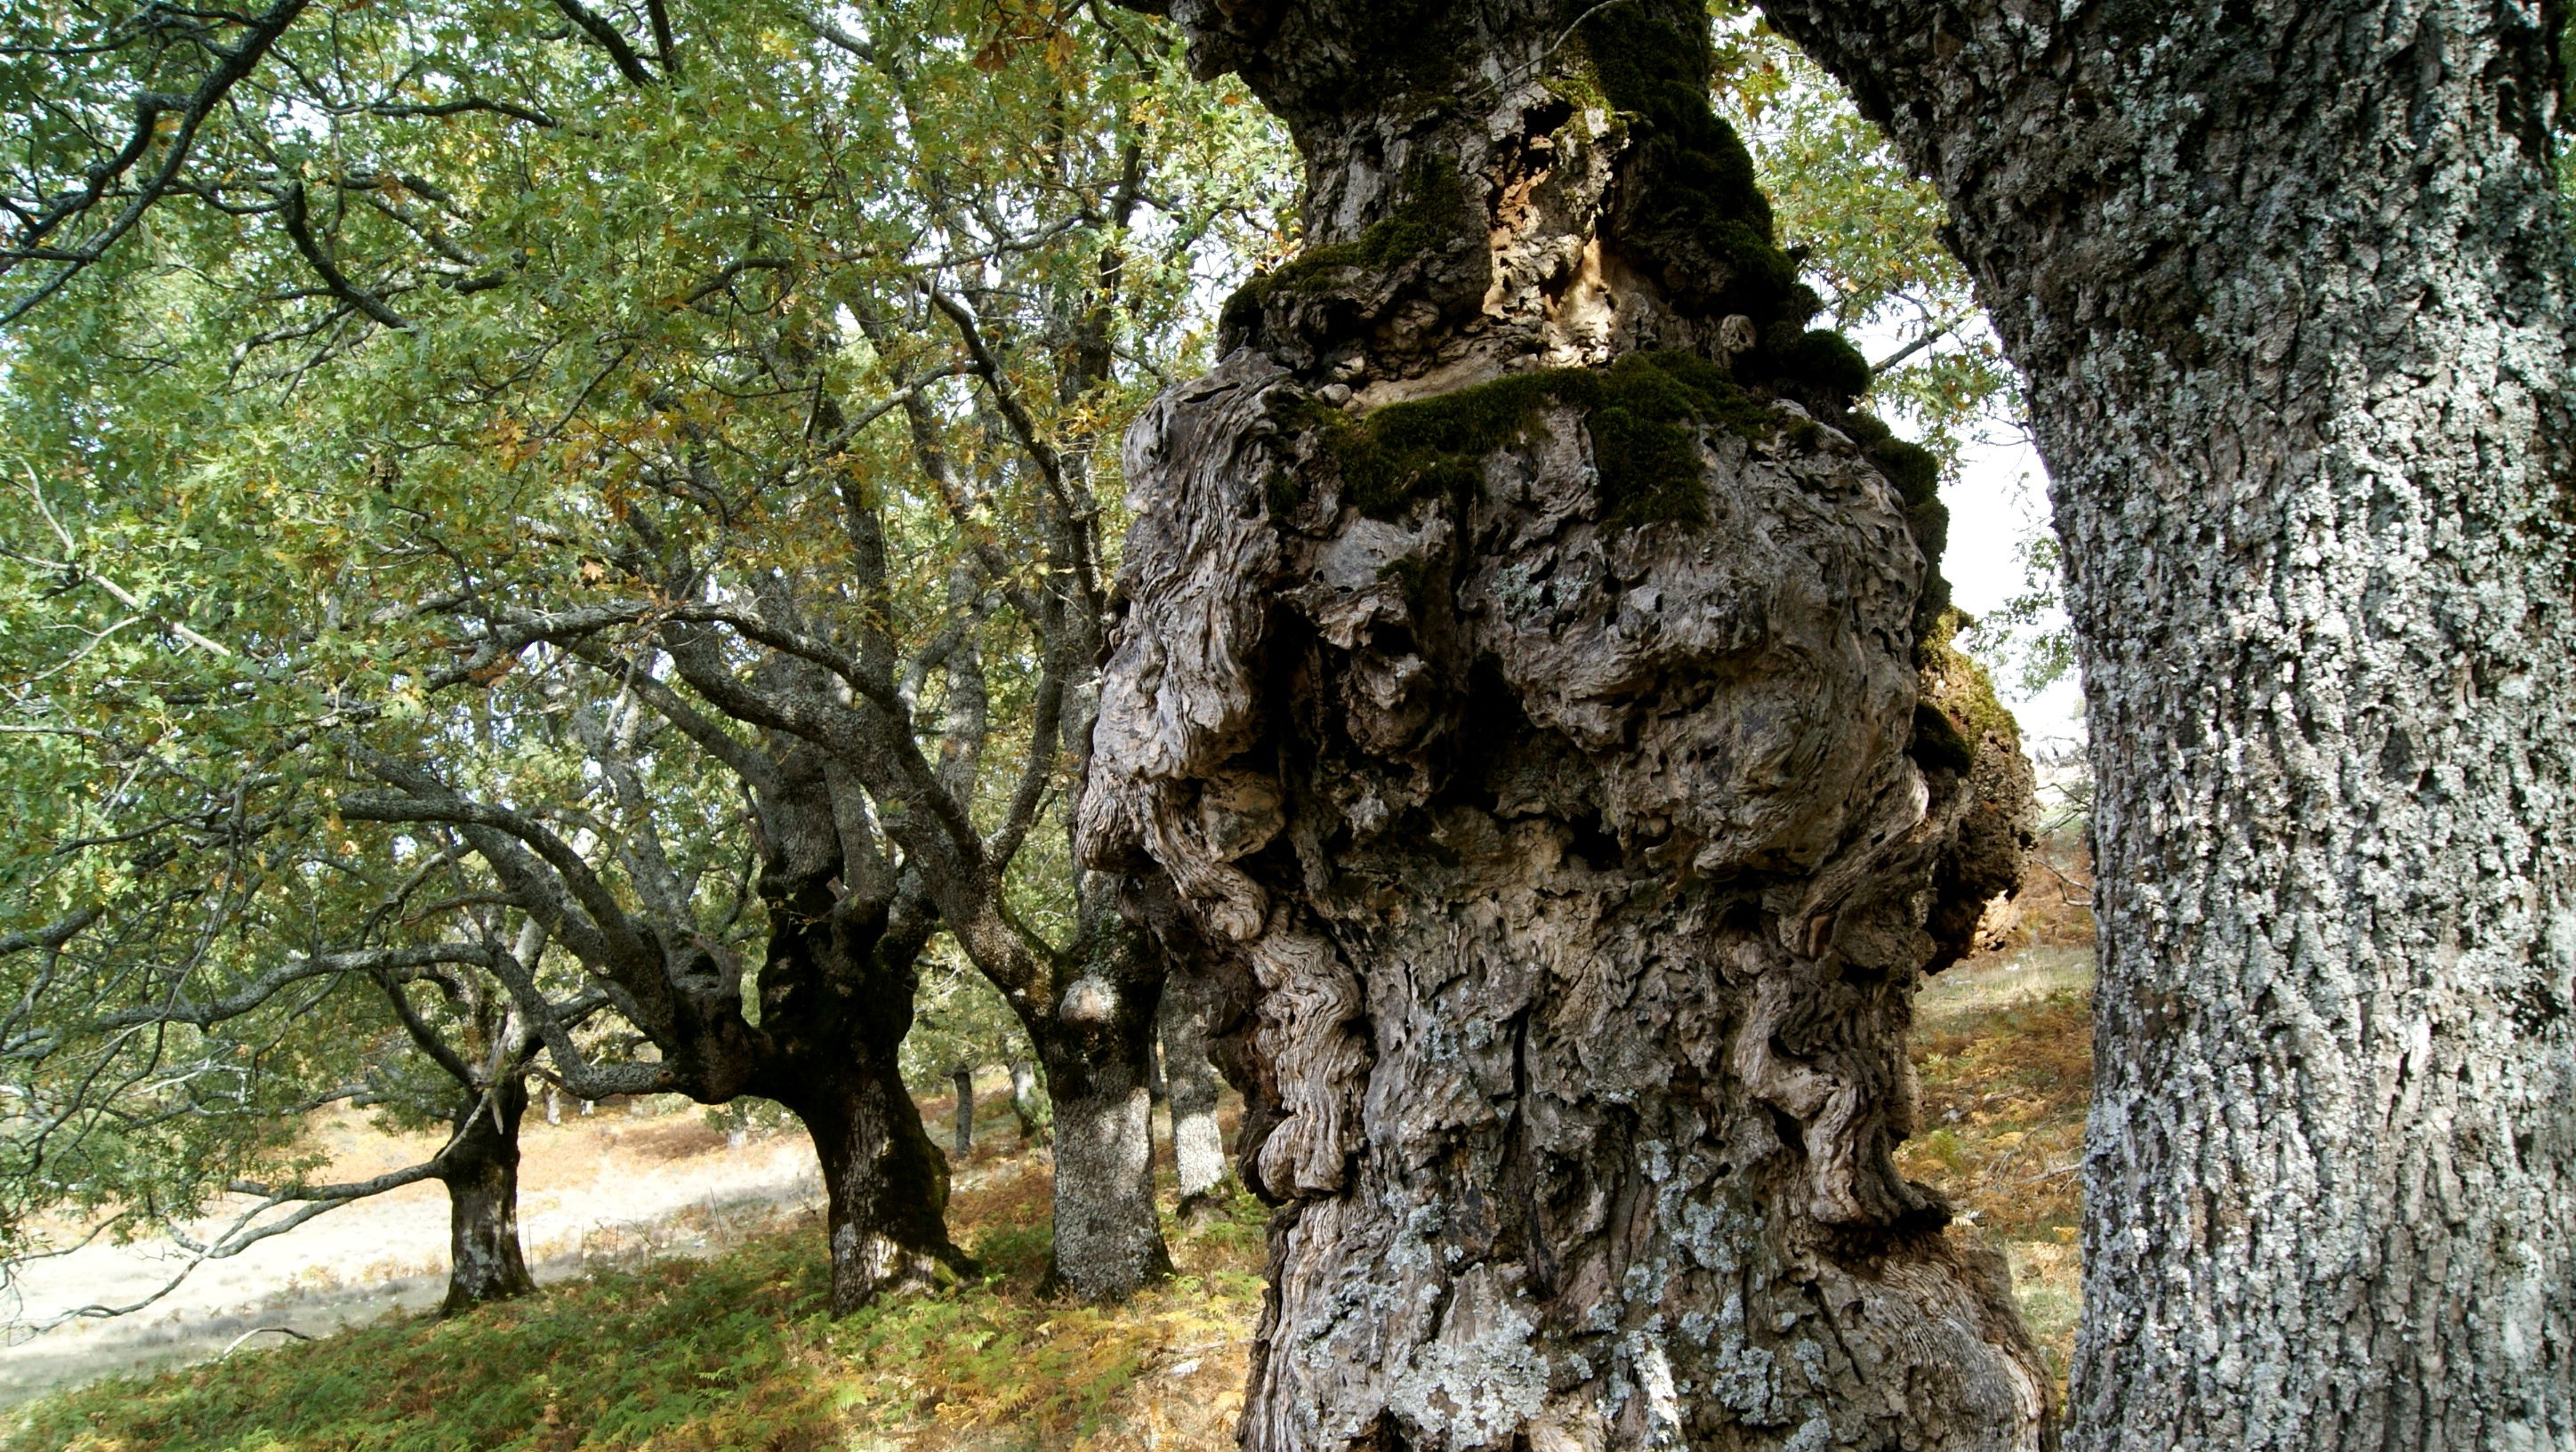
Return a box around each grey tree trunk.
[1039,900,1176,1301]
[950,1065,975,1158]
[1081,1,2049,1445]
[1009,1061,1046,1142]
[793,1069,961,1316]
[1751,0,2576,1445]
[1160,964,1233,1216]
[439,1077,537,1316]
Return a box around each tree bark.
[792,1065,962,1315]
[438,1077,538,1316]
[1010,1060,1046,1142]
[1037,899,1177,1300]
[748,743,971,1315]
[1750,0,2576,1444]
[1161,962,1234,1216]
[1082,2,2049,1445]
[951,1065,975,1158]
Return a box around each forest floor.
[9,848,2097,1449]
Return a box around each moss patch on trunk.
[1281,350,1780,528]
[1218,157,1471,343]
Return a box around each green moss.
[1832,410,1950,621]
[1220,157,1472,340]
[1775,328,1872,403]
[1910,699,1978,775]
[1566,10,1887,412]
[1266,467,1302,523]
[1574,7,1801,319]
[1289,351,1778,528]
[1916,608,2020,746]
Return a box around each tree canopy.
[0,0,2021,1318]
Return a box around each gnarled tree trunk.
[751,743,971,1315]
[439,1077,537,1315]
[1751,0,2576,1445]
[1081,1,2048,1445]
[788,1065,962,1315]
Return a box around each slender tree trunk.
[1009,1061,1045,1142]
[1160,963,1232,1217]
[950,1065,975,1158]
[1752,0,2576,1444]
[1034,896,1174,1300]
[1082,2,2049,1444]
[439,1077,537,1316]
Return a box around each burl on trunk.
[1080,1,2047,1447]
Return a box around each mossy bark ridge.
[1083,0,2046,1446]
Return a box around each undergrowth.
[1901,960,2095,1389]
[16,946,2097,1445]
[11,1167,1271,1452]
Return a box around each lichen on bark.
[1751,0,2576,1443]
[1084,0,2047,1445]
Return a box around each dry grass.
[15,860,2100,1444]
[11,1142,1270,1452]
[1903,843,2097,1388]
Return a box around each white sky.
[1936,433,2088,754]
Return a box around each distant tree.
[0,0,1297,1309]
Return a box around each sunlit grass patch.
[11,1158,1271,1452]
[1905,944,2095,1392]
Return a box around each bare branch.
[548,0,661,87]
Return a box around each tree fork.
[1084,0,2048,1445]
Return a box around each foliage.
[4,1162,1274,1452]
[0,0,1300,1294]
[898,942,1028,1085]
[1961,529,2082,699]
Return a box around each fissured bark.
[1037,897,1177,1301]
[1161,959,1235,1217]
[1750,0,2576,1443]
[1082,1,2048,1445]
